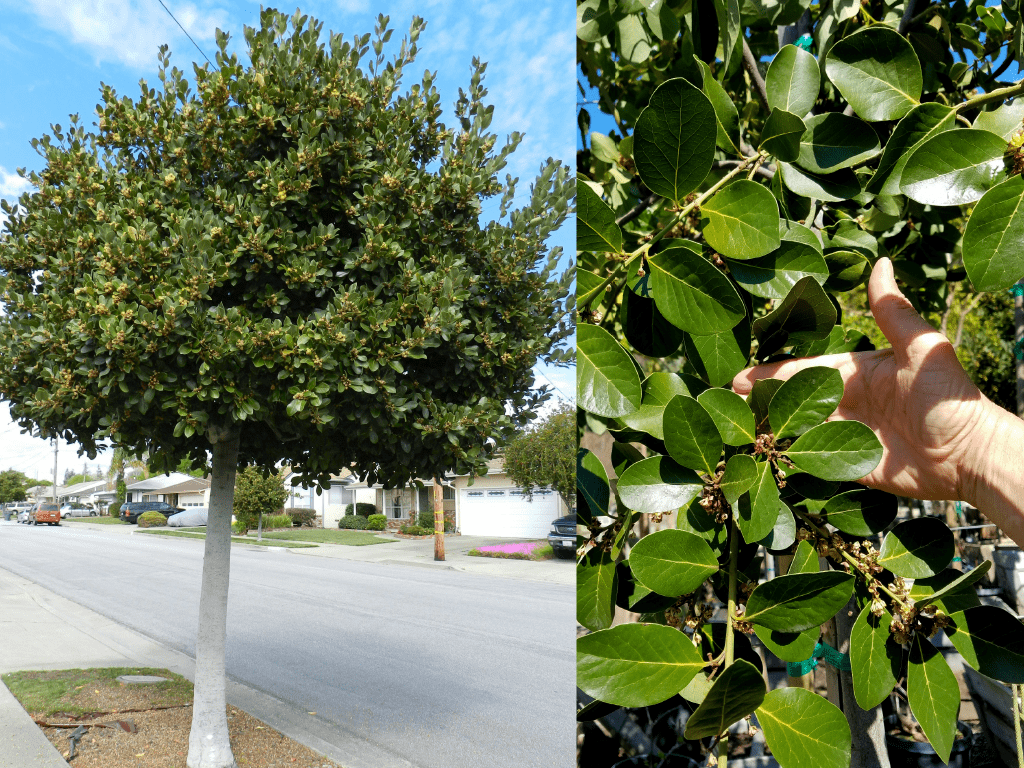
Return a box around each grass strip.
[253,529,396,546]
[63,516,126,525]
[2,667,192,717]
[136,530,317,548]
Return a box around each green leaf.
[974,100,1024,139]
[577,268,607,310]
[796,113,880,174]
[694,57,742,155]
[648,246,747,335]
[737,461,783,542]
[578,182,623,253]
[780,221,824,253]
[725,240,829,300]
[963,174,1024,292]
[912,563,991,613]
[577,548,617,631]
[944,604,1024,684]
[700,180,781,260]
[618,456,705,515]
[768,366,843,439]
[900,129,1008,206]
[616,13,653,64]
[589,132,620,164]
[765,44,821,118]
[677,497,728,551]
[577,0,615,42]
[745,571,855,632]
[577,323,643,417]
[821,488,897,536]
[629,528,720,596]
[850,605,901,710]
[825,26,922,121]
[785,420,883,481]
[751,275,837,358]
[616,561,678,614]
[878,517,954,578]
[866,103,956,196]
[762,504,797,552]
[760,109,806,162]
[663,395,723,476]
[696,388,756,445]
[682,319,750,388]
[719,453,757,504]
[634,78,717,203]
[748,377,785,435]
[577,624,706,707]
[577,448,609,520]
[754,540,820,660]
[779,162,861,203]
[683,659,766,738]
[823,249,871,292]
[622,287,685,357]
[756,688,851,768]
[621,372,690,440]
[907,633,959,763]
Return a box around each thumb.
[867,257,941,360]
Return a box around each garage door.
[459,487,559,538]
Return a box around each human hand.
[731,257,992,503]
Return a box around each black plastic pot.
[885,716,972,768]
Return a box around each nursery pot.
[885,716,972,768]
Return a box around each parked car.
[548,513,577,558]
[60,502,98,518]
[8,502,34,522]
[120,501,181,524]
[167,507,209,527]
[30,501,61,526]
[18,509,32,524]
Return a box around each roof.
[156,478,210,495]
[62,479,110,495]
[125,472,199,492]
[342,458,507,489]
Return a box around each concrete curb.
[0,680,69,767]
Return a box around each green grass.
[2,667,192,716]
[136,529,317,548]
[64,516,125,524]
[254,529,396,546]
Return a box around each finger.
[867,257,942,362]
[731,352,858,394]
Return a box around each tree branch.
[954,292,985,349]
[742,37,770,113]
[615,193,660,227]
[714,159,775,180]
[898,0,918,34]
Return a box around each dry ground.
[4,668,341,768]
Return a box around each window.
[328,484,355,506]
[509,489,524,497]
[488,490,506,497]
[467,491,484,497]
[443,486,455,500]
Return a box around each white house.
[124,472,210,507]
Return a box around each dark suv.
[120,501,181,524]
[548,514,577,559]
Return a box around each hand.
[731,257,992,502]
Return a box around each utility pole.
[52,439,58,502]
[433,478,445,561]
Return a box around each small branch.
[908,3,938,26]
[898,0,918,34]
[953,292,984,349]
[955,77,1024,113]
[615,193,660,227]
[742,37,770,114]
[714,159,775,180]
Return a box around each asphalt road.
[0,522,573,768]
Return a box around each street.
[0,522,574,768]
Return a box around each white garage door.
[459,487,558,538]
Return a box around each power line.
[156,0,212,66]
[535,367,574,404]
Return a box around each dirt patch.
[5,668,340,768]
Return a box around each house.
[124,472,210,508]
[285,458,568,538]
[60,479,114,510]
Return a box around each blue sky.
[0,0,574,481]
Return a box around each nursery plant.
[577,0,1024,765]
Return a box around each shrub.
[338,515,369,530]
[263,514,292,530]
[366,514,387,531]
[399,524,429,536]
[232,520,247,534]
[344,502,378,517]
[137,511,168,528]
[108,502,121,517]
[285,507,317,527]
[417,508,438,529]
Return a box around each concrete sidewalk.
[0,567,416,768]
[63,520,575,586]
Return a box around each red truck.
[30,501,61,526]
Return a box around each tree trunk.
[1015,278,1023,419]
[433,478,445,561]
[835,598,891,768]
[188,427,240,768]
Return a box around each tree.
[502,400,575,510]
[0,469,31,503]
[577,2,1024,766]
[0,9,572,767]
[232,466,287,533]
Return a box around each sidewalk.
[0,567,416,768]
[63,520,575,586]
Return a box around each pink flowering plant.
[468,542,552,560]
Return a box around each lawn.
[135,530,317,548]
[2,667,191,717]
[255,529,396,546]
[63,516,125,525]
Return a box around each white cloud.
[0,166,32,200]
[23,0,230,69]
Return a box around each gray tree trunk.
[1015,278,1023,418]
[187,426,241,768]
